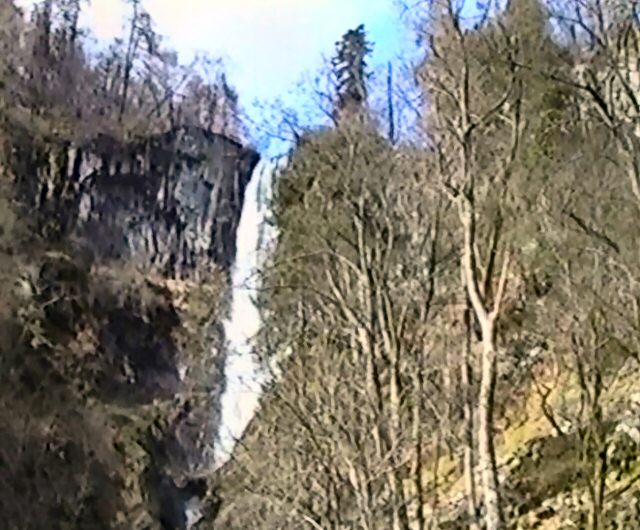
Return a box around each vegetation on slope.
[214,2,640,529]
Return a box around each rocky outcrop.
[13,126,259,278]
[75,127,259,277]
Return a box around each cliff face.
[1,125,259,529]
[75,127,259,277]
[15,126,259,278]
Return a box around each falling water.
[216,159,271,466]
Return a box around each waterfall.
[216,159,271,466]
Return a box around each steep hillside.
[0,1,259,528]
[0,126,258,530]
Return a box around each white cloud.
[140,0,387,102]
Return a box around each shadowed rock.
[76,126,260,278]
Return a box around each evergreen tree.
[331,24,373,120]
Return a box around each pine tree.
[331,24,373,120]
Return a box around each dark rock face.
[5,125,258,528]
[11,125,259,278]
[75,126,260,277]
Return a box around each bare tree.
[417,2,527,527]
[546,0,640,206]
[218,123,447,530]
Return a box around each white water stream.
[215,159,272,465]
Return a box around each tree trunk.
[460,208,506,530]
[589,392,607,530]
[387,62,395,144]
[462,302,480,530]
[412,360,427,530]
[39,0,53,59]
[120,1,140,122]
[478,327,503,530]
